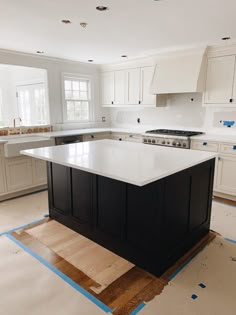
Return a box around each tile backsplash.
[0,126,52,136]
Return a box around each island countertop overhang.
[20,139,217,186]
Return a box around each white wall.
[0,49,108,129]
[108,93,206,130]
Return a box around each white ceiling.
[0,0,235,64]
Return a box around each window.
[63,76,91,122]
[16,83,49,126]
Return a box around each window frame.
[62,73,94,123]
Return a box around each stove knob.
[148,139,152,143]
[183,143,187,148]
[178,143,182,147]
[172,141,176,146]
[152,139,156,144]
[176,142,180,146]
[162,141,166,145]
[144,139,147,143]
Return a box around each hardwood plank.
[213,195,236,207]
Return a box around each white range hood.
[150,48,207,95]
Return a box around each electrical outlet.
[102,117,106,122]
[137,118,141,124]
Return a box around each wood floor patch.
[26,220,134,294]
[12,220,217,315]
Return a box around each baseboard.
[0,185,48,201]
[213,191,236,202]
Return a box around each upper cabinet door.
[126,68,140,105]
[101,72,115,105]
[114,70,126,105]
[204,56,236,104]
[140,66,155,105]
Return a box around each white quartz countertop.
[192,133,236,143]
[21,139,217,186]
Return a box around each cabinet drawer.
[83,133,111,142]
[191,140,218,152]
[219,143,236,155]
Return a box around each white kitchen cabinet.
[101,72,114,105]
[126,68,140,105]
[6,157,33,192]
[215,155,236,196]
[204,56,236,105]
[0,158,6,194]
[32,159,47,186]
[114,70,126,105]
[140,66,156,105]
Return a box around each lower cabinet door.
[32,159,47,185]
[0,158,6,194]
[50,163,71,215]
[72,169,93,226]
[215,155,236,196]
[6,157,33,192]
[96,176,126,240]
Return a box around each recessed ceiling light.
[88,60,94,62]
[36,51,44,54]
[61,19,71,24]
[80,22,88,28]
[222,37,231,41]
[121,55,128,58]
[96,6,109,11]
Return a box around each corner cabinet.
[216,155,236,195]
[100,66,156,107]
[191,139,236,199]
[204,55,236,106]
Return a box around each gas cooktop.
[145,129,203,137]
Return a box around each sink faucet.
[13,117,22,128]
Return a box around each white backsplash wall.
[108,93,206,129]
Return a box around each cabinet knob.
[203,142,208,146]
[139,101,141,104]
[91,135,94,139]
[218,156,221,161]
[229,98,233,103]
[111,101,114,105]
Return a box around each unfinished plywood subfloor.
[12,218,216,315]
[26,220,134,294]
[139,236,236,315]
[0,235,107,315]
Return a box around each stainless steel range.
[143,129,203,149]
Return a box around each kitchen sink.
[3,136,55,157]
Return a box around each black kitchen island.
[22,140,216,276]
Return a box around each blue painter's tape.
[233,146,236,150]
[198,283,206,288]
[169,257,193,281]
[0,218,45,236]
[129,302,146,315]
[6,234,112,313]
[223,121,235,127]
[225,238,236,244]
[44,214,50,217]
[191,294,198,300]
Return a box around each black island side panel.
[47,158,215,276]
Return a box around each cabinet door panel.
[96,176,126,239]
[140,66,155,105]
[127,68,140,105]
[51,164,71,215]
[215,155,236,195]
[101,72,114,105]
[72,169,92,224]
[6,158,33,192]
[162,171,190,251]
[0,158,6,194]
[127,181,163,251]
[204,56,235,104]
[32,159,47,185]
[114,70,126,105]
[189,163,212,231]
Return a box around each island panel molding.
[47,158,215,276]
